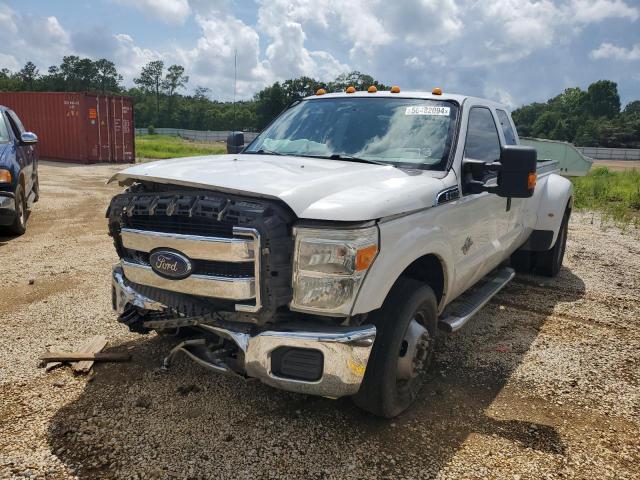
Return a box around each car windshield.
[0,114,10,143]
[245,97,459,169]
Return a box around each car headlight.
[291,226,379,315]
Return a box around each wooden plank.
[45,347,65,372]
[72,335,107,373]
[40,352,131,362]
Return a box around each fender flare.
[523,173,573,251]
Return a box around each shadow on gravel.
[47,267,585,479]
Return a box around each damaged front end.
[112,266,375,397]
[107,183,375,398]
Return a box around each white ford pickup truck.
[108,87,572,417]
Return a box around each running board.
[438,267,515,333]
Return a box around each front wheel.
[352,277,437,418]
[6,183,27,235]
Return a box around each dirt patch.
[0,162,638,479]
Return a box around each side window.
[7,110,25,135]
[496,109,517,145]
[464,107,501,162]
[0,114,10,143]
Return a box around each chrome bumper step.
[438,266,515,333]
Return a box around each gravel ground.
[1,161,639,479]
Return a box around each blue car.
[0,106,39,235]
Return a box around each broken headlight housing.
[290,225,379,315]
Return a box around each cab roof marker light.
[390,86,401,93]
[316,88,326,96]
[367,86,377,93]
[432,87,443,95]
[346,86,356,93]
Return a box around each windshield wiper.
[329,153,388,166]
[249,148,283,156]
[297,153,388,166]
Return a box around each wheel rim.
[396,312,432,382]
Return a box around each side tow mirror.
[20,132,38,145]
[464,146,537,198]
[496,145,537,198]
[226,131,244,154]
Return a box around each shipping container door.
[111,97,123,162]
[122,99,135,163]
[84,94,100,162]
[102,96,113,161]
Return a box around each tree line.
[0,57,387,132]
[512,80,640,148]
[1,56,639,147]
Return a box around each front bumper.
[112,266,376,398]
[0,193,16,226]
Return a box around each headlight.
[291,226,379,315]
[0,169,12,184]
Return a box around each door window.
[496,109,517,145]
[464,107,501,162]
[7,110,25,133]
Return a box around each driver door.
[449,105,508,296]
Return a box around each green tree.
[254,82,288,129]
[162,64,189,96]
[282,76,319,101]
[94,59,122,93]
[585,80,621,118]
[134,60,165,120]
[58,56,99,91]
[623,101,640,117]
[327,71,388,92]
[18,62,39,88]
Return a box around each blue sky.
[2,0,640,108]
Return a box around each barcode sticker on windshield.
[405,106,450,116]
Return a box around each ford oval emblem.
[149,249,193,280]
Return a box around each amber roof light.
[367,85,378,93]
[316,88,326,95]
[390,86,401,93]
[346,86,356,93]
[432,87,442,95]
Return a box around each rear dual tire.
[511,209,570,278]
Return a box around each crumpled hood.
[111,154,448,221]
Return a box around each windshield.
[245,97,459,169]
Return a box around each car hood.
[110,154,448,221]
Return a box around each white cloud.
[570,0,639,23]
[0,4,71,69]
[590,42,640,61]
[2,0,640,106]
[404,56,425,69]
[175,12,270,98]
[112,0,191,24]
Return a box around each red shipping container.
[0,91,135,164]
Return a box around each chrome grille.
[120,226,261,312]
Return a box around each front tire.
[6,183,27,236]
[352,277,438,418]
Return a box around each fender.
[351,208,454,316]
[522,173,573,251]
